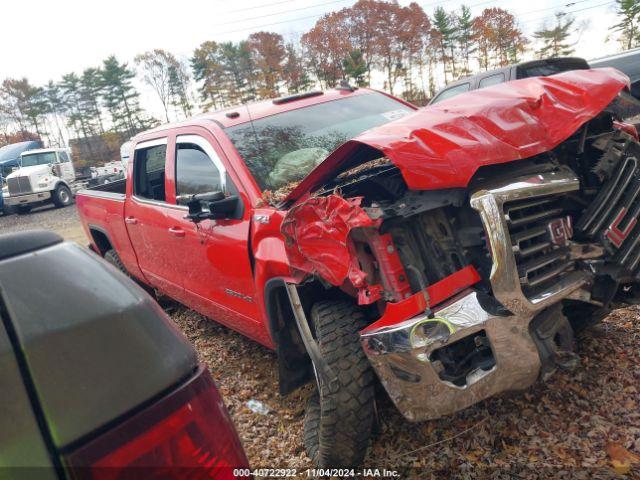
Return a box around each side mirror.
[178,191,239,223]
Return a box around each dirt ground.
[3,205,639,478]
[0,203,88,244]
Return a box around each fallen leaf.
[606,443,640,475]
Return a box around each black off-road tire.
[303,300,375,468]
[104,249,127,275]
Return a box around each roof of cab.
[136,87,376,139]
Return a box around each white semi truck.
[4,147,75,214]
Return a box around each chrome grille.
[504,195,575,295]
[7,176,32,195]
[577,154,640,277]
[470,169,588,316]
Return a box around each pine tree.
[534,13,576,58]
[342,50,368,86]
[101,56,152,136]
[456,5,475,75]
[80,68,105,133]
[43,81,69,146]
[613,0,640,50]
[432,7,458,81]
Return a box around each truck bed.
[76,180,144,280]
[77,178,126,199]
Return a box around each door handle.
[168,227,185,237]
[125,216,138,225]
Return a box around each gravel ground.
[0,204,87,244]
[3,206,639,478]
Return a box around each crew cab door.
[163,130,263,339]
[124,138,183,299]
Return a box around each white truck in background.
[4,147,75,214]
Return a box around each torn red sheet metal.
[280,195,380,288]
[360,265,482,333]
[287,68,629,202]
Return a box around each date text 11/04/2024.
[233,468,401,477]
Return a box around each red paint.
[613,120,639,140]
[362,232,412,302]
[287,68,628,202]
[606,208,637,248]
[65,367,249,477]
[281,195,380,287]
[361,265,482,333]
[76,68,624,349]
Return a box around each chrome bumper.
[362,169,593,422]
[5,191,51,206]
[361,291,541,421]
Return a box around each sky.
[0,0,623,118]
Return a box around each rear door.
[163,129,263,338]
[124,138,183,299]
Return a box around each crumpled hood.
[286,68,629,202]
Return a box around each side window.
[59,151,71,163]
[431,83,470,104]
[175,142,222,196]
[479,73,505,89]
[134,144,167,201]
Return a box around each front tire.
[104,249,127,274]
[303,300,375,468]
[52,184,73,208]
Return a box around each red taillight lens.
[65,366,249,479]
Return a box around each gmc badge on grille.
[548,216,574,246]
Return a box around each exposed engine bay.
[282,107,640,421]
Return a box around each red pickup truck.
[77,69,640,467]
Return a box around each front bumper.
[5,191,51,206]
[361,170,592,422]
[361,291,541,421]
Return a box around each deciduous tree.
[282,43,312,93]
[248,31,286,98]
[473,8,527,69]
[192,41,227,110]
[302,10,352,88]
[168,59,194,119]
[135,49,178,122]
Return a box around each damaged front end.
[281,68,639,422]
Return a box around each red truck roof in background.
[286,67,629,202]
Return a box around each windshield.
[225,92,413,191]
[21,152,57,167]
